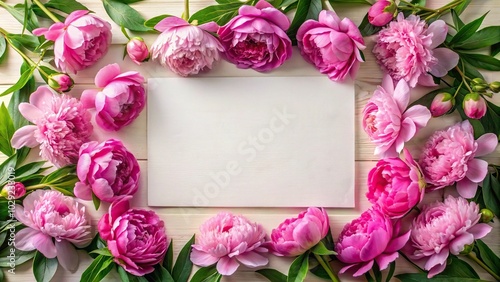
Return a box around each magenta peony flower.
[335,206,410,276]
[98,196,168,276]
[368,0,396,27]
[11,86,93,167]
[373,14,459,87]
[430,92,454,117]
[218,0,292,72]
[81,64,145,131]
[190,212,268,275]
[419,120,498,198]
[296,10,366,82]
[14,190,92,271]
[366,149,425,218]
[1,182,26,199]
[33,10,111,74]
[362,75,431,157]
[74,139,140,202]
[270,207,330,257]
[463,93,487,119]
[126,37,150,65]
[406,196,492,278]
[48,73,74,93]
[151,16,223,76]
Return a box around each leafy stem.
[466,253,500,281]
[32,0,61,23]
[313,253,340,282]
[182,0,190,21]
[455,63,473,93]
[453,81,463,98]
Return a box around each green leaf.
[0,103,15,156]
[358,13,382,37]
[92,192,101,210]
[0,3,39,32]
[0,35,6,64]
[450,9,464,30]
[80,234,107,258]
[80,254,115,282]
[9,34,40,52]
[144,14,172,29]
[454,0,472,15]
[492,42,500,56]
[257,269,288,282]
[450,13,488,46]
[0,154,17,185]
[287,0,322,45]
[190,265,222,282]
[32,6,66,22]
[474,240,500,277]
[113,0,144,3]
[439,256,479,278]
[454,26,500,50]
[482,173,500,218]
[8,62,34,131]
[145,265,175,282]
[33,251,58,282]
[395,274,488,282]
[0,65,36,97]
[287,251,309,282]
[14,161,47,178]
[117,266,149,282]
[309,264,329,280]
[90,248,112,257]
[329,0,370,4]
[172,234,195,282]
[385,261,396,282]
[44,0,89,14]
[0,268,3,282]
[460,53,500,71]
[189,2,243,26]
[103,0,151,32]
[311,241,337,256]
[0,249,35,267]
[163,239,174,273]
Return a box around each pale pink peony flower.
[270,207,330,257]
[368,0,396,27]
[218,0,292,72]
[297,10,366,81]
[463,93,487,119]
[14,190,92,271]
[335,206,410,276]
[74,139,140,202]
[81,64,146,131]
[430,92,454,117]
[190,212,269,275]
[362,75,431,157]
[373,14,459,87]
[126,37,150,65]
[419,120,498,198]
[366,149,425,218]
[405,196,492,278]
[11,86,93,167]
[151,17,223,76]
[33,10,111,74]
[98,196,168,276]
[0,182,26,199]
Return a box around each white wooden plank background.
[0,0,499,281]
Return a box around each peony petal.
[468,223,492,240]
[29,86,54,111]
[353,260,374,277]
[449,233,474,255]
[109,195,131,223]
[154,16,189,32]
[15,228,41,251]
[64,10,89,24]
[80,89,99,109]
[235,251,268,268]
[216,256,240,276]
[11,125,38,149]
[18,103,44,123]
[403,105,431,129]
[428,262,447,278]
[190,249,219,267]
[385,230,411,253]
[475,133,498,157]
[430,48,459,77]
[393,79,410,113]
[381,74,394,96]
[94,64,120,88]
[74,182,92,201]
[456,178,478,198]
[33,233,57,258]
[427,20,448,49]
[375,252,398,270]
[199,22,220,33]
[56,240,79,272]
[424,250,448,272]
[417,73,437,87]
[465,158,488,183]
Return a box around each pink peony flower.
[151,17,223,76]
[1,182,26,199]
[74,139,140,202]
[406,196,492,278]
[463,93,487,119]
[362,75,431,157]
[335,206,410,276]
[368,0,396,27]
[218,0,292,72]
[270,207,330,257]
[430,92,454,117]
[297,10,366,81]
[33,10,111,74]
[81,64,145,131]
[48,73,74,93]
[366,149,425,218]
[11,86,93,167]
[126,37,150,65]
[14,190,92,271]
[190,212,269,276]
[419,120,498,198]
[373,14,459,87]
[98,196,168,276]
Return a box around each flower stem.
[313,253,340,282]
[32,0,61,23]
[466,253,500,281]
[182,0,190,21]
[455,63,473,93]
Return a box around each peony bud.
[459,242,474,255]
[0,182,26,199]
[472,84,488,93]
[430,92,454,117]
[126,37,150,65]
[463,93,487,119]
[368,0,396,27]
[471,78,486,86]
[490,81,500,93]
[48,73,74,92]
[480,208,494,223]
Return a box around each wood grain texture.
[0,0,499,281]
